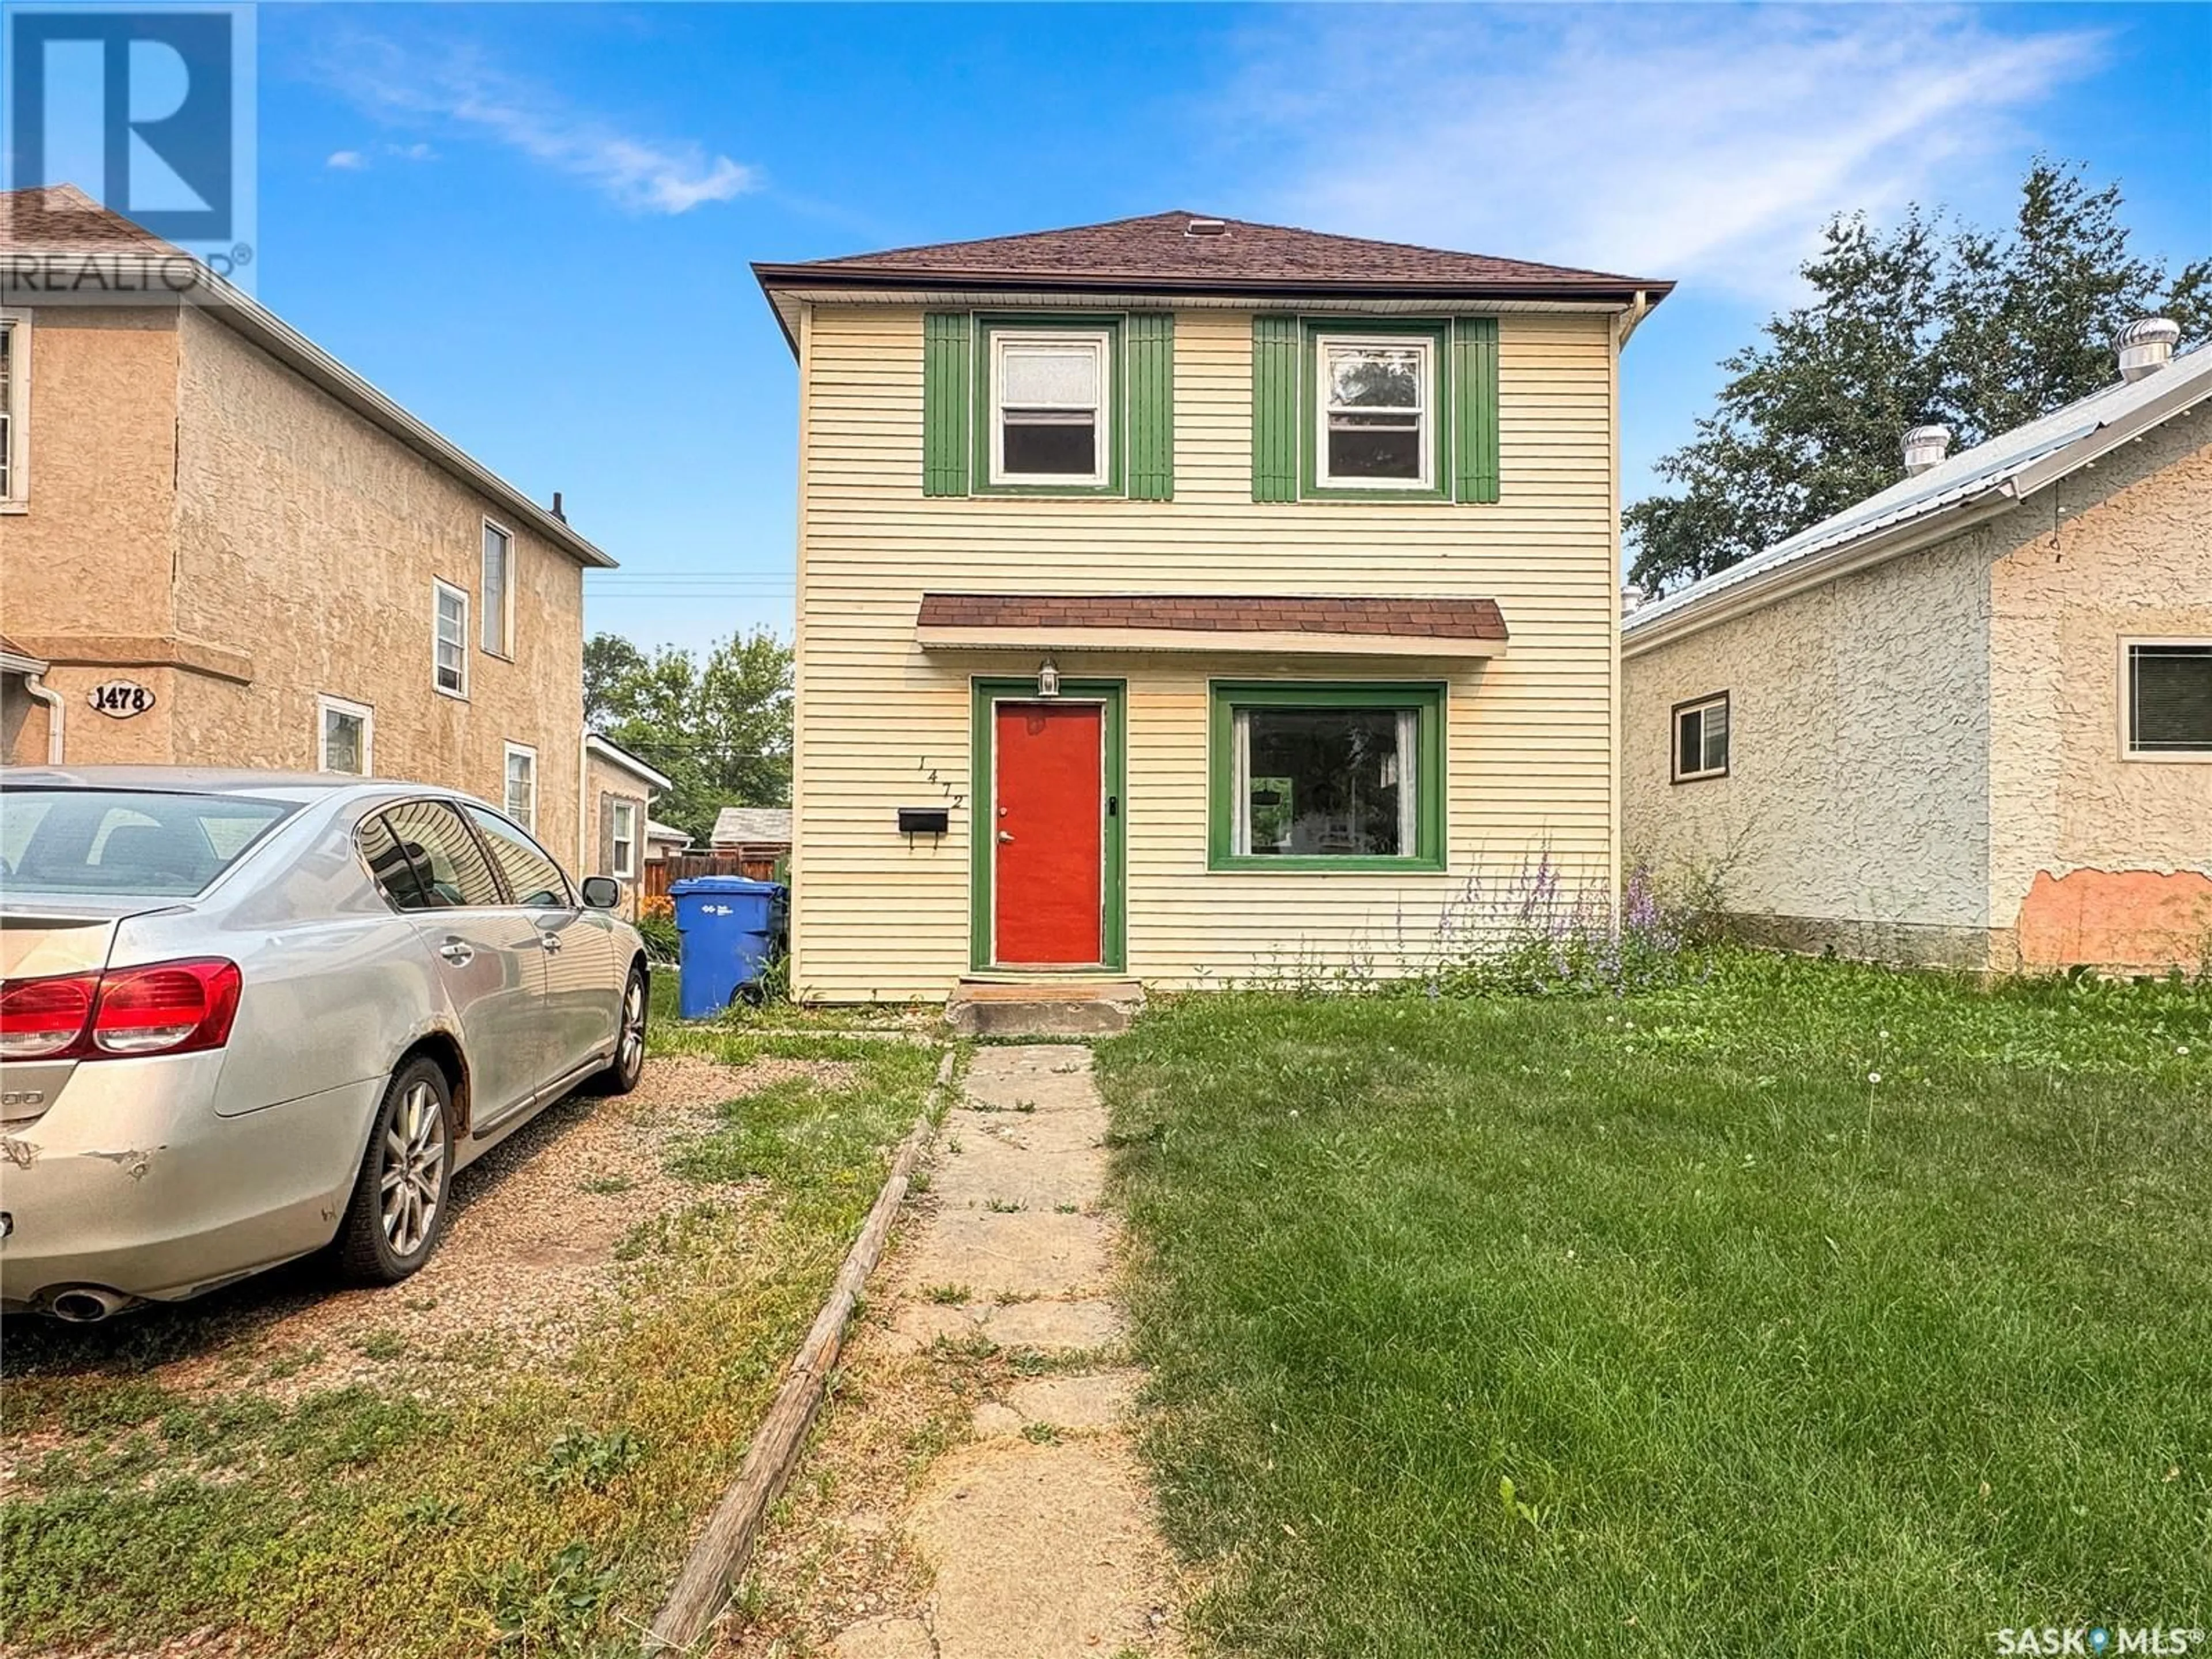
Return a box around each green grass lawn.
[0,1022,941,1658]
[1099,955,2212,1656]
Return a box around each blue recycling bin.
[669,876,788,1018]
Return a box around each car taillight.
[0,959,241,1062]
[93,960,243,1056]
[0,974,97,1060]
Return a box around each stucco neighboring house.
[583,733,672,919]
[0,185,617,875]
[755,211,1671,1006]
[1623,323,2211,975]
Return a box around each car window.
[357,812,434,912]
[465,806,573,908]
[0,789,294,896]
[379,800,502,909]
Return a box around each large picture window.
[2125,641,2212,757]
[1209,683,1445,870]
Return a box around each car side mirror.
[580,876,622,910]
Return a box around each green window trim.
[1452,316,1501,503]
[1206,681,1448,873]
[972,313,1124,497]
[922,312,972,497]
[968,677,1128,972]
[1300,318,1453,503]
[1252,315,1501,505]
[1251,315,1301,503]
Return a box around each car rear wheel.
[335,1056,454,1285]
[592,965,648,1096]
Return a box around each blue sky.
[242,2,2210,656]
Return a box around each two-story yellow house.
[755,213,1669,1013]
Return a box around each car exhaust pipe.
[48,1286,132,1324]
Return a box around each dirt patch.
[2,1056,857,1417]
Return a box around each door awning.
[915,593,1509,658]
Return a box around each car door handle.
[438,938,474,966]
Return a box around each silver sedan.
[0,768,650,1320]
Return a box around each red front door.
[994,701,1104,966]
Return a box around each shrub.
[1428,854,1705,998]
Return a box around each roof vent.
[1184,217,1228,238]
[2117,316,2181,382]
[1902,424,1952,476]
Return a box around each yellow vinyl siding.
[793,304,1620,1001]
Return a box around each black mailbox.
[897,807,951,836]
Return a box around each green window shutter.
[1125,312,1175,501]
[1251,315,1300,502]
[922,312,972,497]
[1453,316,1500,503]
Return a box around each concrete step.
[945,978,1143,1037]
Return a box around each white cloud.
[1222,6,2103,296]
[315,36,757,214]
[388,141,435,163]
[325,149,366,171]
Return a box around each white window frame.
[1230,705,1419,859]
[1315,331,1434,491]
[480,518,514,658]
[988,328,1111,487]
[316,694,374,775]
[503,742,538,832]
[2120,637,2212,762]
[1672,692,1730,783]
[433,579,469,699]
[0,309,29,511]
[609,797,638,878]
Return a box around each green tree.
[1627,161,2211,594]
[585,627,793,843]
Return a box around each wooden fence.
[643,850,785,899]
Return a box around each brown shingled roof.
[756,211,1668,301]
[0,184,169,251]
[916,593,1509,642]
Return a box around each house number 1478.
[88,680,157,718]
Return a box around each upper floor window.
[433,581,469,698]
[988,326,1112,488]
[2125,641,2212,758]
[317,695,373,775]
[920,311,1171,501]
[503,742,537,831]
[1673,692,1730,782]
[481,520,514,657]
[1317,334,1432,489]
[0,311,26,507]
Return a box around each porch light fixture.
[1037,658,1061,698]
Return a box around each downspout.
[24,671,64,763]
[578,725,592,877]
[1616,289,1653,348]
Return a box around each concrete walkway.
[822,1044,1179,1659]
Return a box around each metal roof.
[1624,343,2212,643]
